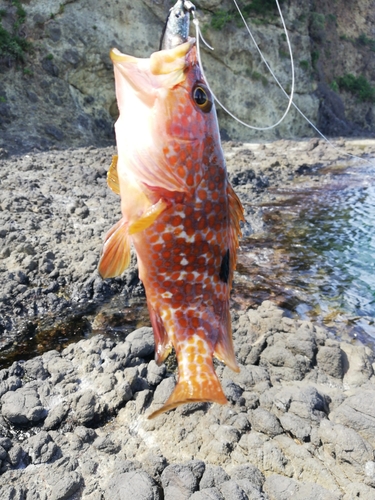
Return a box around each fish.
[98,6,244,419]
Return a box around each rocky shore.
[0,139,375,499]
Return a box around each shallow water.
[235,159,375,344]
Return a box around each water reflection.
[235,161,375,344]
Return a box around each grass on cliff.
[336,74,375,103]
[210,0,286,30]
[0,0,31,63]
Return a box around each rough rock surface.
[0,139,375,498]
[0,302,374,499]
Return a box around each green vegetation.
[330,80,339,92]
[0,95,6,103]
[311,50,319,69]
[210,9,233,31]
[356,33,375,51]
[242,0,285,16]
[299,60,309,71]
[309,12,326,42]
[337,74,375,102]
[210,0,286,30]
[249,70,268,86]
[0,0,30,63]
[46,53,54,60]
[327,14,337,25]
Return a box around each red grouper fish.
[98,36,245,418]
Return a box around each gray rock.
[330,390,375,447]
[263,474,341,499]
[48,471,83,500]
[219,480,248,500]
[127,327,155,359]
[222,379,244,403]
[316,346,343,378]
[93,435,120,454]
[279,412,312,441]
[340,343,374,387]
[147,360,166,386]
[105,471,160,500]
[249,408,283,437]
[190,487,224,500]
[26,431,59,464]
[0,376,22,398]
[161,462,204,499]
[23,357,49,381]
[200,465,230,489]
[0,485,26,500]
[44,402,69,430]
[7,444,24,467]
[74,390,98,425]
[229,464,265,491]
[319,420,374,467]
[1,385,46,424]
[223,364,270,392]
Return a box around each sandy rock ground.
[0,139,375,499]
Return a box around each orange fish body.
[99,39,244,418]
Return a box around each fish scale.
[98,38,244,418]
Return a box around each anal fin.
[98,218,131,278]
[213,301,240,373]
[128,198,169,235]
[148,303,172,365]
[107,155,120,195]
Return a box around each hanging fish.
[99,0,244,418]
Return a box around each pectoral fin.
[98,218,131,278]
[128,198,169,235]
[107,155,120,195]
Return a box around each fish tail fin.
[148,333,227,419]
[98,218,131,278]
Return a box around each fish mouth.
[110,40,195,95]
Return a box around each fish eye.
[192,85,212,113]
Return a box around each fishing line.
[192,1,373,165]
[192,2,295,131]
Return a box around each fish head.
[111,39,220,172]
[149,39,218,144]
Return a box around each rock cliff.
[0,0,374,153]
